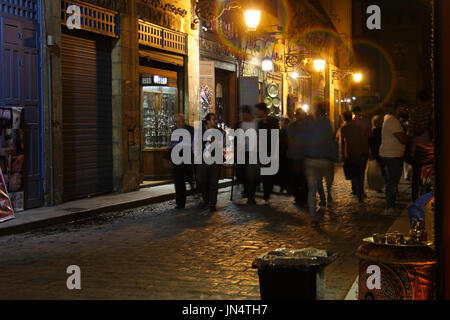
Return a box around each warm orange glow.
[353,73,363,83]
[244,10,261,31]
[313,59,326,72]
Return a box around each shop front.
[0,0,42,210]
[199,19,238,128]
[59,0,118,202]
[137,19,187,181]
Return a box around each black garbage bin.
[252,248,339,300]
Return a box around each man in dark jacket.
[170,114,194,209]
[255,103,279,205]
[287,108,308,206]
[340,111,365,203]
[196,113,224,212]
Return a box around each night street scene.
[0,0,449,308]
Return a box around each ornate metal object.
[285,54,300,68]
[193,0,241,27]
[332,69,353,81]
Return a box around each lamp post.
[314,59,326,102]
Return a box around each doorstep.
[0,179,232,237]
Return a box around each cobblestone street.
[0,168,411,300]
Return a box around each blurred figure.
[369,115,385,192]
[408,90,433,201]
[340,111,365,202]
[380,100,409,215]
[170,114,194,209]
[301,102,338,219]
[277,117,290,193]
[255,103,279,205]
[287,109,308,207]
[197,113,224,212]
[234,105,259,205]
[352,106,372,197]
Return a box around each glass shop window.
[141,74,178,149]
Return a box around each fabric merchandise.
[0,107,24,210]
[0,167,15,223]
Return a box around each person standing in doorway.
[170,114,194,209]
[352,106,372,197]
[340,111,365,202]
[197,113,224,213]
[255,103,279,205]
[380,100,409,215]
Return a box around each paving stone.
[0,167,410,300]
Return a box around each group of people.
[169,90,433,219]
[338,91,433,216]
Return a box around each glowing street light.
[244,10,261,31]
[353,73,363,83]
[262,57,273,72]
[313,59,326,72]
[301,104,309,112]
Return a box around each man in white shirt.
[380,100,409,215]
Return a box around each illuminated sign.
[141,75,168,85]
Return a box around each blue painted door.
[0,16,43,209]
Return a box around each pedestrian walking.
[197,113,224,213]
[170,114,194,209]
[368,115,385,192]
[255,103,279,205]
[277,117,290,193]
[234,105,259,205]
[408,90,433,201]
[380,100,409,215]
[352,106,372,197]
[287,108,308,207]
[340,111,366,202]
[301,102,338,219]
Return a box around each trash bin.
[357,235,437,300]
[252,248,339,300]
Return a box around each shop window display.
[0,107,24,212]
[141,75,177,149]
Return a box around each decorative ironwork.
[331,69,353,81]
[61,0,119,37]
[193,0,241,29]
[138,19,187,55]
[285,54,300,68]
[141,0,187,17]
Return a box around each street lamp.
[262,57,274,72]
[291,71,299,79]
[353,73,363,83]
[244,9,261,31]
[193,1,261,32]
[313,59,326,72]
